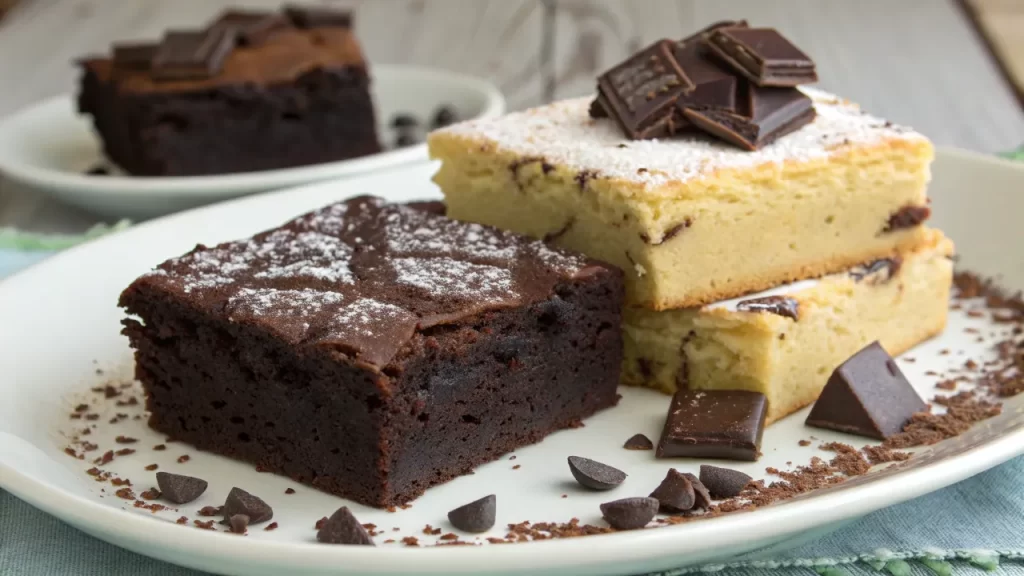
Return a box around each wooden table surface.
[1,0,1023,232]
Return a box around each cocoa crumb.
[512,464,521,470]
[145,464,158,471]
[176,455,190,463]
[115,488,135,500]
[422,524,441,535]
[862,445,912,465]
[176,516,188,525]
[383,539,395,544]
[284,488,295,494]
[439,533,459,541]
[114,448,135,456]
[936,379,957,390]
[110,477,131,487]
[264,522,279,531]
[401,536,420,547]
[798,440,811,447]
[197,506,222,517]
[74,403,90,413]
[140,488,161,500]
[884,391,1002,448]
[193,520,216,530]
[153,444,166,451]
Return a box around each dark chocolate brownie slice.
[77,8,380,176]
[120,196,623,507]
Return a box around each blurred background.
[0,0,1021,152]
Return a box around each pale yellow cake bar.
[621,229,953,424]
[429,88,934,310]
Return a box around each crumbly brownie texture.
[119,196,623,507]
[428,88,934,309]
[622,229,953,423]
[78,12,380,176]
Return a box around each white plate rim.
[0,64,505,197]
[0,147,1022,574]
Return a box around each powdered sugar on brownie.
[391,257,517,301]
[433,88,927,189]
[227,288,347,318]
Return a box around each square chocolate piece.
[805,341,926,439]
[656,390,767,461]
[705,27,817,87]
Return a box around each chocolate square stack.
[120,197,624,507]
[78,6,380,176]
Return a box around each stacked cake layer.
[429,44,950,423]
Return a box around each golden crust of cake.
[621,230,953,424]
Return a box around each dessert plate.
[1,149,1023,576]
[0,65,505,220]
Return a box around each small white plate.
[0,65,505,220]
[0,149,1022,576]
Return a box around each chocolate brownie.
[119,196,623,507]
[77,7,380,176]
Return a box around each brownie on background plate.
[77,6,380,177]
[119,197,623,507]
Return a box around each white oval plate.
[0,65,505,220]
[1,149,1022,576]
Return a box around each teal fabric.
[2,149,1023,575]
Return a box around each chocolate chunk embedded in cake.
[120,196,623,507]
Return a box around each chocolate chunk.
[683,86,815,150]
[112,43,157,70]
[673,28,740,114]
[656,390,767,461]
[682,472,712,509]
[705,27,817,87]
[431,106,459,129]
[208,10,289,46]
[223,487,273,524]
[317,506,375,545]
[588,98,608,118]
[805,341,926,439]
[849,257,903,283]
[699,465,752,499]
[597,39,695,140]
[623,433,654,451]
[228,514,249,534]
[285,5,353,29]
[155,472,207,504]
[648,468,695,512]
[151,29,236,80]
[599,497,659,530]
[736,295,799,320]
[884,205,931,232]
[390,113,420,129]
[447,494,496,533]
[568,456,627,490]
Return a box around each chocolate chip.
[623,433,654,451]
[568,456,627,490]
[223,487,273,524]
[431,106,458,129]
[394,133,419,148]
[390,113,420,129]
[317,506,375,545]
[683,472,712,509]
[228,514,249,534]
[649,468,695,512]
[599,497,659,530]
[699,465,752,499]
[447,494,496,533]
[736,295,799,320]
[155,472,208,504]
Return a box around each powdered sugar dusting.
[328,298,413,340]
[391,257,516,301]
[251,231,354,284]
[226,288,347,318]
[385,207,519,263]
[531,243,590,275]
[434,87,928,189]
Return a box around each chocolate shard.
[447,494,496,533]
[228,514,250,534]
[317,506,375,545]
[155,472,207,504]
[656,390,767,461]
[682,472,712,509]
[208,9,290,46]
[704,27,817,87]
[599,497,659,530]
[223,487,273,524]
[284,5,353,29]
[568,456,627,490]
[805,341,926,439]
[736,295,799,320]
[111,43,157,71]
[648,468,695,512]
[699,464,752,499]
[849,257,903,283]
[596,39,695,140]
[151,28,236,80]
[623,433,654,450]
[672,22,746,116]
[884,205,931,232]
[683,86,815,151]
